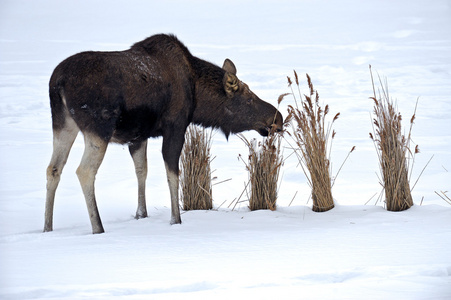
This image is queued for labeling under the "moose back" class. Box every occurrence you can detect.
[45,34,283,234]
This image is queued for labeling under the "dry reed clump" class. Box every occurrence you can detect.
[369,66,417,211]
[284,72,354,212]
[239,127,283,211]
[180,124,213,210]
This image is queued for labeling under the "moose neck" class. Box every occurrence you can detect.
[191,58,230,135]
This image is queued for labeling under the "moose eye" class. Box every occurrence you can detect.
[247,98,253,104]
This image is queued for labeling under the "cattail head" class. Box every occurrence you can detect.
[278,93,290,105]
[306,73,314,96]
[371,97,378,106]
[294,70,299,85]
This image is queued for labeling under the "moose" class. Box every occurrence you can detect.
[44,34,283,234]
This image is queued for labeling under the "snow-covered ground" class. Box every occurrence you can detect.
[1,0,450,299]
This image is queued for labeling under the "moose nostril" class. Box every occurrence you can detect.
[269,123,283,134]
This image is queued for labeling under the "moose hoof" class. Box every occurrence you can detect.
[91,225,105,234]
[170,217,182,225]
[135,210,148,219]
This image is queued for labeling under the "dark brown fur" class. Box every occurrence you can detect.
[45,34,283,233]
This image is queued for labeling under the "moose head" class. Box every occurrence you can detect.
[194,58,283,138]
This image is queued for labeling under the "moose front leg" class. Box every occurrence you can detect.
[165,162,181,225]
[162,129,185,225]
[129,140,148,219]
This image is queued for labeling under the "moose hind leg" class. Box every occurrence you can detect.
[129,140,148,219]
[44,120,79,232]
[76,133,108,234]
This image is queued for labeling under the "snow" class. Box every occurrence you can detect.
[1,205,450,299]
[1,0,450,299]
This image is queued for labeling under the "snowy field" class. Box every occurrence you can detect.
[1,0,450,299]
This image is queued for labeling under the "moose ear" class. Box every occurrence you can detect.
[222,58,237,75]
[223,72,239,98]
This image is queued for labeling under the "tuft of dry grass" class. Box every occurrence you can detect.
[235,94,286,211]
[285,72,354,212]
[239,127,283,211]
[180,124,213,211]
[369,66,415,211]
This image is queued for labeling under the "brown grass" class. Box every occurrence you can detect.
[285,72,353,212]
[435,191,451,205]
[369,66,415,211]
[239,127,283,211]
[180,124,213,210]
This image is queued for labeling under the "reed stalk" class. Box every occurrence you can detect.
[369,66,416,211]
[285,72,354,212]
[239,128,283,211]
[180,125,213,210]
